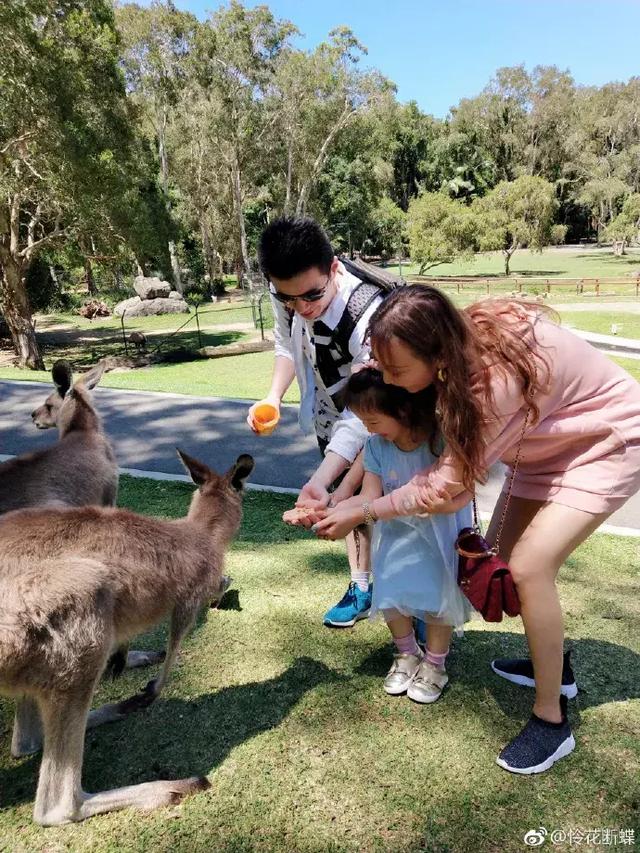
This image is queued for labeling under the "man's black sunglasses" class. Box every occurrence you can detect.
[271,276,330,305]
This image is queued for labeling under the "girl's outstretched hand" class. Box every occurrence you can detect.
[283,506,327,528]
[312,503,364,540]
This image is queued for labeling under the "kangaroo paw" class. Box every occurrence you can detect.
[167,777,211,805]
[116,680,158,716]
[126,649,166,669]
[210,575,233,608]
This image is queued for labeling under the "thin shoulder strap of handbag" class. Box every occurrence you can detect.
[472,403,532,552]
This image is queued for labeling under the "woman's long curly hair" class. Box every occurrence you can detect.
[368,286,555,491]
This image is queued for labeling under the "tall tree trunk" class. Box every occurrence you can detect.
[158,105,183,293]
[0,252,44,369]
[83,255,97,296]
[296,104,357,216]
[283,140,294,216]
[168,239,182,293]
[234,257,244,290]
[231,154,250,278]
[200,220,225,296]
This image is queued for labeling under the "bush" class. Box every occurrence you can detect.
[25,257,86,313]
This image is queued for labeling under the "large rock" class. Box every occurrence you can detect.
[114,295,190,317]
[133,275,172,300]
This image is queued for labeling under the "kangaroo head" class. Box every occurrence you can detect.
[32,360,105,434]
[178,449,254,537]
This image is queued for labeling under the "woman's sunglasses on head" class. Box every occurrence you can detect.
[271,276,330,305]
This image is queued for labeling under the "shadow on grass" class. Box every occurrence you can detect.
[0,656,338,809]
[574,253,640,266]
[355,630,640,714]
[306,550,350,576]
[37,329,246,369]
[510,269,565,277]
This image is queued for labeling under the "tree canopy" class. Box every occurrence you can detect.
[2,2,640,367]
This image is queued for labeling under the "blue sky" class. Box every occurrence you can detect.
[144,0,640,116]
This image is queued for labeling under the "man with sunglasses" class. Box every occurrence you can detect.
[248,216,385,627]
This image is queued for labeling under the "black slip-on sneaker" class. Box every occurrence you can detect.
[496,696,575,775]
[491,649,578,699]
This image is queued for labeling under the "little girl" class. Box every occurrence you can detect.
[335,367,473,702]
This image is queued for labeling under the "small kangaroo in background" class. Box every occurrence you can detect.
[0,359,117,514]
[1,360,160,757]
[0,449,254,826]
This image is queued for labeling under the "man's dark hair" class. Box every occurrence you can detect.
[259,216,334,280]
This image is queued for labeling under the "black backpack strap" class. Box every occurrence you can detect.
[312,281,384,411]
[339,256,405,291]
[334,281,384,358]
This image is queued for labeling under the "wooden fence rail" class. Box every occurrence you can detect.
[412,275,640,296]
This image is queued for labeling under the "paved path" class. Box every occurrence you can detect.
[1,380,638,531]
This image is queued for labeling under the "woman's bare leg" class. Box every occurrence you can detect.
[487,495,609,722]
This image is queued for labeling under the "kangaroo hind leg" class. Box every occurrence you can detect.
[115,602,199,716]
[11,696,43,758]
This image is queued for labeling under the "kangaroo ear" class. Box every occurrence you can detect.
[51,360,73,398]
[76,360,106,391]
[229,454,254,491]
[177,448,211,486]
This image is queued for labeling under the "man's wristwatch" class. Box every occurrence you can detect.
[362,501,378,526]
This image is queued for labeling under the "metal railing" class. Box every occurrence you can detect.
[118,291,273,358]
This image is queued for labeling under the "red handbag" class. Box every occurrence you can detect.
[456,523,520,621]
[455,407,531,622]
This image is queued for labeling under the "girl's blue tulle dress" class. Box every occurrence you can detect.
[364,435,474,631]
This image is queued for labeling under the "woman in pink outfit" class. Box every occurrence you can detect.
[314,285,640,774]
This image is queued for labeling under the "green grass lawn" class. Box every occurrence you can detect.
[0,349,300,402]
[609,357,640,384]
[558,311,640,340]
[98,350,299,401]
[10,299,275,370]
[391,246,640,281]
[2,256,640,400]
[36,299,271,335]
[0,344,635,404]
[0,479,637,852]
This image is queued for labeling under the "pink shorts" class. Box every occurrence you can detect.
[504,441,640,515]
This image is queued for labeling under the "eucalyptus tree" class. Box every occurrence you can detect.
[271,27,393,218]
[0,0,156,368]
[188,1,296,276]
[116,0,197,291]
[604,193,640,255]
[406,192,477,274]
[473,175,565,275]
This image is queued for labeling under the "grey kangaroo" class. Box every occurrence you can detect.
[1,360,159,758]
[0,449,254,825]
[0,359,117,514]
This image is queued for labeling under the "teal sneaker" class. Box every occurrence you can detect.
[323,582,372,627]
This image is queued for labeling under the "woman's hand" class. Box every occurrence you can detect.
[312,503,364,540]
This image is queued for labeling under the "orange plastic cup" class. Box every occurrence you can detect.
[250,400,280,435]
